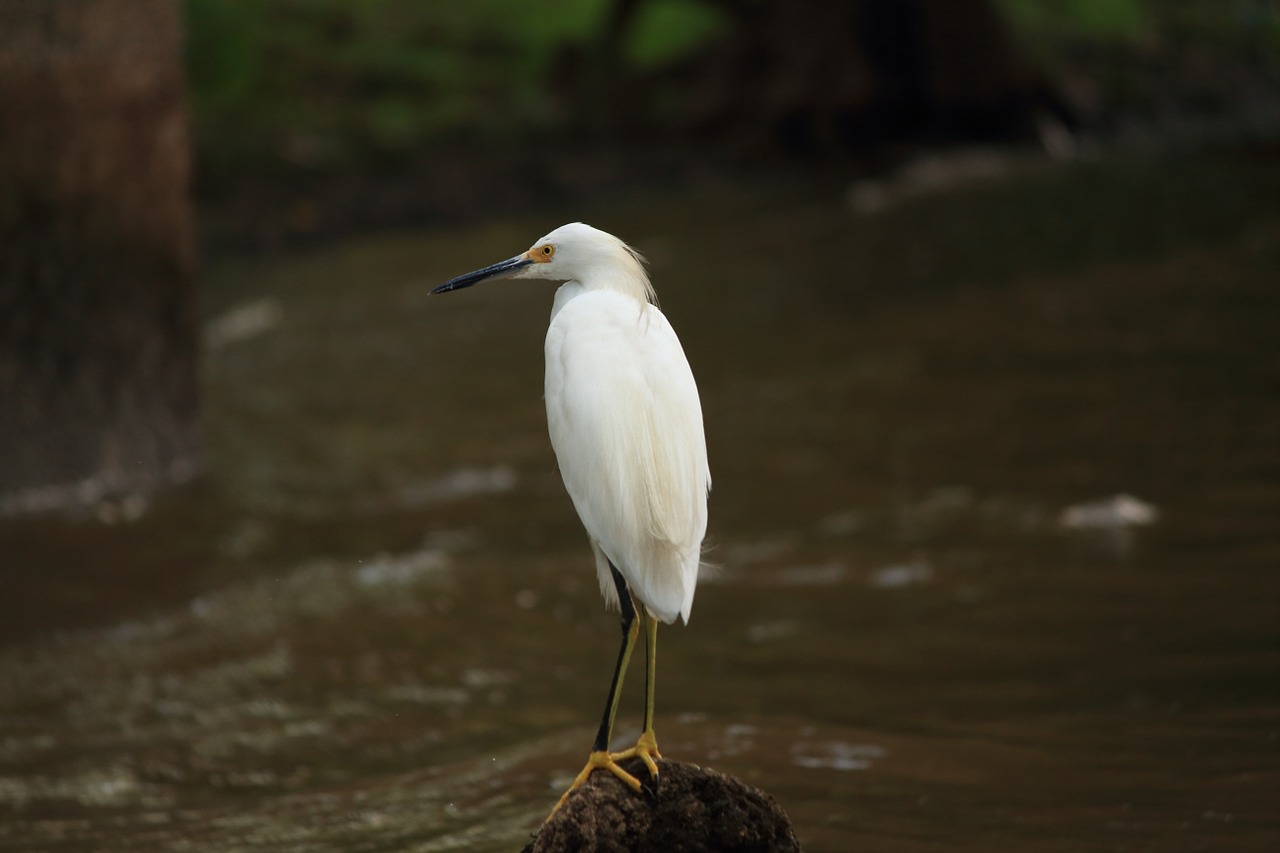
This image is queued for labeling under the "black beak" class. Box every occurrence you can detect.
[431,255,532,294]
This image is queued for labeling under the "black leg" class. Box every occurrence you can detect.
[591,561,637,753]
[546,563,655,819]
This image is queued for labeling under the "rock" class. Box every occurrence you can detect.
[522,758,802,853]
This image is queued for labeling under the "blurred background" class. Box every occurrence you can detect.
[1,1,1277,850]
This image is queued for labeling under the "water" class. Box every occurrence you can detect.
[2,146,1278,851]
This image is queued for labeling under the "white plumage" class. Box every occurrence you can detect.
[431,221,710,808]
[546,280,709,623]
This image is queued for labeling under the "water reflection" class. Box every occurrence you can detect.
[2,147,1278,851]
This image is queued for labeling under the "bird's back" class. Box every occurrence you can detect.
[544,287,709,624]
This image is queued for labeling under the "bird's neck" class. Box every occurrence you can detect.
[580,264,656,306]
[550,281,584,322]
[551,269,655,320]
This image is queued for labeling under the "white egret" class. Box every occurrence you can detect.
[431,223,710,812]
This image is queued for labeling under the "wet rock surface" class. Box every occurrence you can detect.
[523,759,801,853]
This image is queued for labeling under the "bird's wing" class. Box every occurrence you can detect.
[545,291,709,623]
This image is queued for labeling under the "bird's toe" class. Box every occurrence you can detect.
[640,765,660,799]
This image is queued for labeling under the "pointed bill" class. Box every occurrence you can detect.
[431,255,532,294]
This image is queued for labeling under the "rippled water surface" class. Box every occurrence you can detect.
[2,147,1278,851]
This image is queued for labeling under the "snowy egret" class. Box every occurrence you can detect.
[431,223,710,811]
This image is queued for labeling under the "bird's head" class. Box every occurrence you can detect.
[431,222,653,303]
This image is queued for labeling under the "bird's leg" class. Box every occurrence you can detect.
[608,609,662,794]
[591,573,638,756]
[547,562,645,818]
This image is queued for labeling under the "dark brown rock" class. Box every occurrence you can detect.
[522,758,801,853]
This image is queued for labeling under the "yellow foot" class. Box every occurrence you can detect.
[608,729,662,790]
[545,733,663,822]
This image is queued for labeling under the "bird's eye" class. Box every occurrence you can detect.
[541,245,554,257]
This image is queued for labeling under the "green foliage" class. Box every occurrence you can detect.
[996,0,1280,51]
[626,0,730,69]
[185,0,1278,183]
[184,0,608,177]
[996,0,1279,113]
[184,0,737,179]
[997,0,1146,42]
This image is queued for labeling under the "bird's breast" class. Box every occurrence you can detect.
[542,288,708,625]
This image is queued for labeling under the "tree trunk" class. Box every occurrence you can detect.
[0,0,201,513]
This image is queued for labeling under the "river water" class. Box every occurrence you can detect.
[2,146,1278,851]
